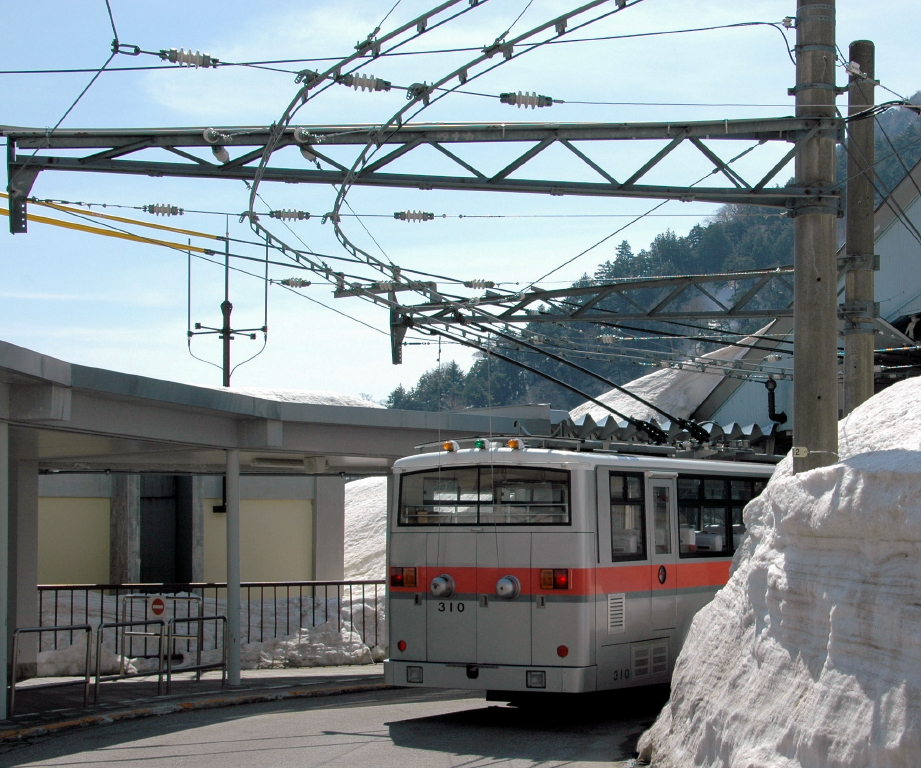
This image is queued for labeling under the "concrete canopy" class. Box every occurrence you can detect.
[0,340,550,474]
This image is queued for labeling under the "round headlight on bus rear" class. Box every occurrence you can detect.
[430,574,455,598]
[495,575,521,600]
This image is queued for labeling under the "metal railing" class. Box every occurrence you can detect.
[37,580,386,653]
[94,619,166,704]
[166,615,227,693]
[10,625,92,716]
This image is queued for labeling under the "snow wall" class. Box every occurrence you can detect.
[344,476,388,581]
[638,377,921,767]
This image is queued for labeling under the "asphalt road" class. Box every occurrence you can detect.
[0,686,668,767]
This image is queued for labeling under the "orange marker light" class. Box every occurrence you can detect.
[390,566,417,587]
[507,438,522,449]
[442,440,460,452]
[540,568,570,590]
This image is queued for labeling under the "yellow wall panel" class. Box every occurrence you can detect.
[38,498,111,584]
[204,499,313,582]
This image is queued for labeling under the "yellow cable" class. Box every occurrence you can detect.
[0,207,210,254]
[0,192,223,241]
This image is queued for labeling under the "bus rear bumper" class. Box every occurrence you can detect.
[384,660,597,693]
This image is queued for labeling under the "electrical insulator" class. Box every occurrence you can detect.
[280,278,311,288]
[464,280,495,289]
[499,91,553,109]
[394,211,434,223]
[211,145,230,164]
[599,334,617,344]
[160,48,219,68]
[338,73,392,92]
[143,204,183,217]
[781,16,795,28]
[270,209,310,221]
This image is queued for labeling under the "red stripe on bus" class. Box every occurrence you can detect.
[389,562,731,595]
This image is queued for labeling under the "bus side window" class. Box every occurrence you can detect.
[610,473,646,561]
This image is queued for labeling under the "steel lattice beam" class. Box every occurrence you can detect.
[4,116,844,233]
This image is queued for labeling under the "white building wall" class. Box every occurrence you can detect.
[876,194,921,322]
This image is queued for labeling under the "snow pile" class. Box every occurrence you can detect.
[638,377,921,767]
[569,339,751,422]
[240,622,375,668]
[215,386,384,408]
[344,477,388,580]
[38,636,134,677]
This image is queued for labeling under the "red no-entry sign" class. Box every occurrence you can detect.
[150,597,166,616]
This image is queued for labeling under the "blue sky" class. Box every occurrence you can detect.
[2,0,918,401]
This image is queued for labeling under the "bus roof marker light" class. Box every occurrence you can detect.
[474,438,488,450]
[507,438,523,450]
[442,440,460,452]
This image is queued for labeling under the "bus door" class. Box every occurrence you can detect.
[426,532,477,663]
[646,472,678,631]
[476,532,531,665]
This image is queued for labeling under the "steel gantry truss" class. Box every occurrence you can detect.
[4,115,842,234]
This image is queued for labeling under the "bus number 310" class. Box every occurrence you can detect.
[612,669,630,681]
[437,602,465,612]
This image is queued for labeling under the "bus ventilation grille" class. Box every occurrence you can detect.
[607,593,626,635]
[632,640,669,679]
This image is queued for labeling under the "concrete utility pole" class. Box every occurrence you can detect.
[792,0,840,473]
[842,40,877,415]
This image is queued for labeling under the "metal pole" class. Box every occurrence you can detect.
[843,40,877,415]
[225,449,241,686]
[221,233,233,388]
[0,421,9,720]
[792,0,839,473]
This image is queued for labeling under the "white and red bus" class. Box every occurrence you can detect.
[383,436,773,695]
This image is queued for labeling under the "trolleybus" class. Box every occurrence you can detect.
[384,436,774,695]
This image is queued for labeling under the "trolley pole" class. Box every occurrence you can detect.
[792,0,840,473]
[842,40,877,415]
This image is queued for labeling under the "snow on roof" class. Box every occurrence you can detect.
[638,376,921,766]
[568,339,749,422]
[213,386,385,409]
[344,476,388,581]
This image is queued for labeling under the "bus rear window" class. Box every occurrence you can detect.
[399,466,571,525]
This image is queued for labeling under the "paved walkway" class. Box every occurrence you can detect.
[1,665,388,742]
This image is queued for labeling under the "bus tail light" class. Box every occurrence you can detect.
[539,568,569,589]
[390,567,417,587]
[397,640,407,652]
[557,645,569,658]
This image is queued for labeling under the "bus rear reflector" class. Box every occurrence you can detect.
[526,670,546,689]
[397,640,407,652]
[557,645,569,658]
[390,567,417,587]
[539,568,569,589]
[407,666,423,683]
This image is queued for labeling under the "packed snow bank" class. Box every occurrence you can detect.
[569,338,753,422]
[638,377,921,767]
[344,477,388,580]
